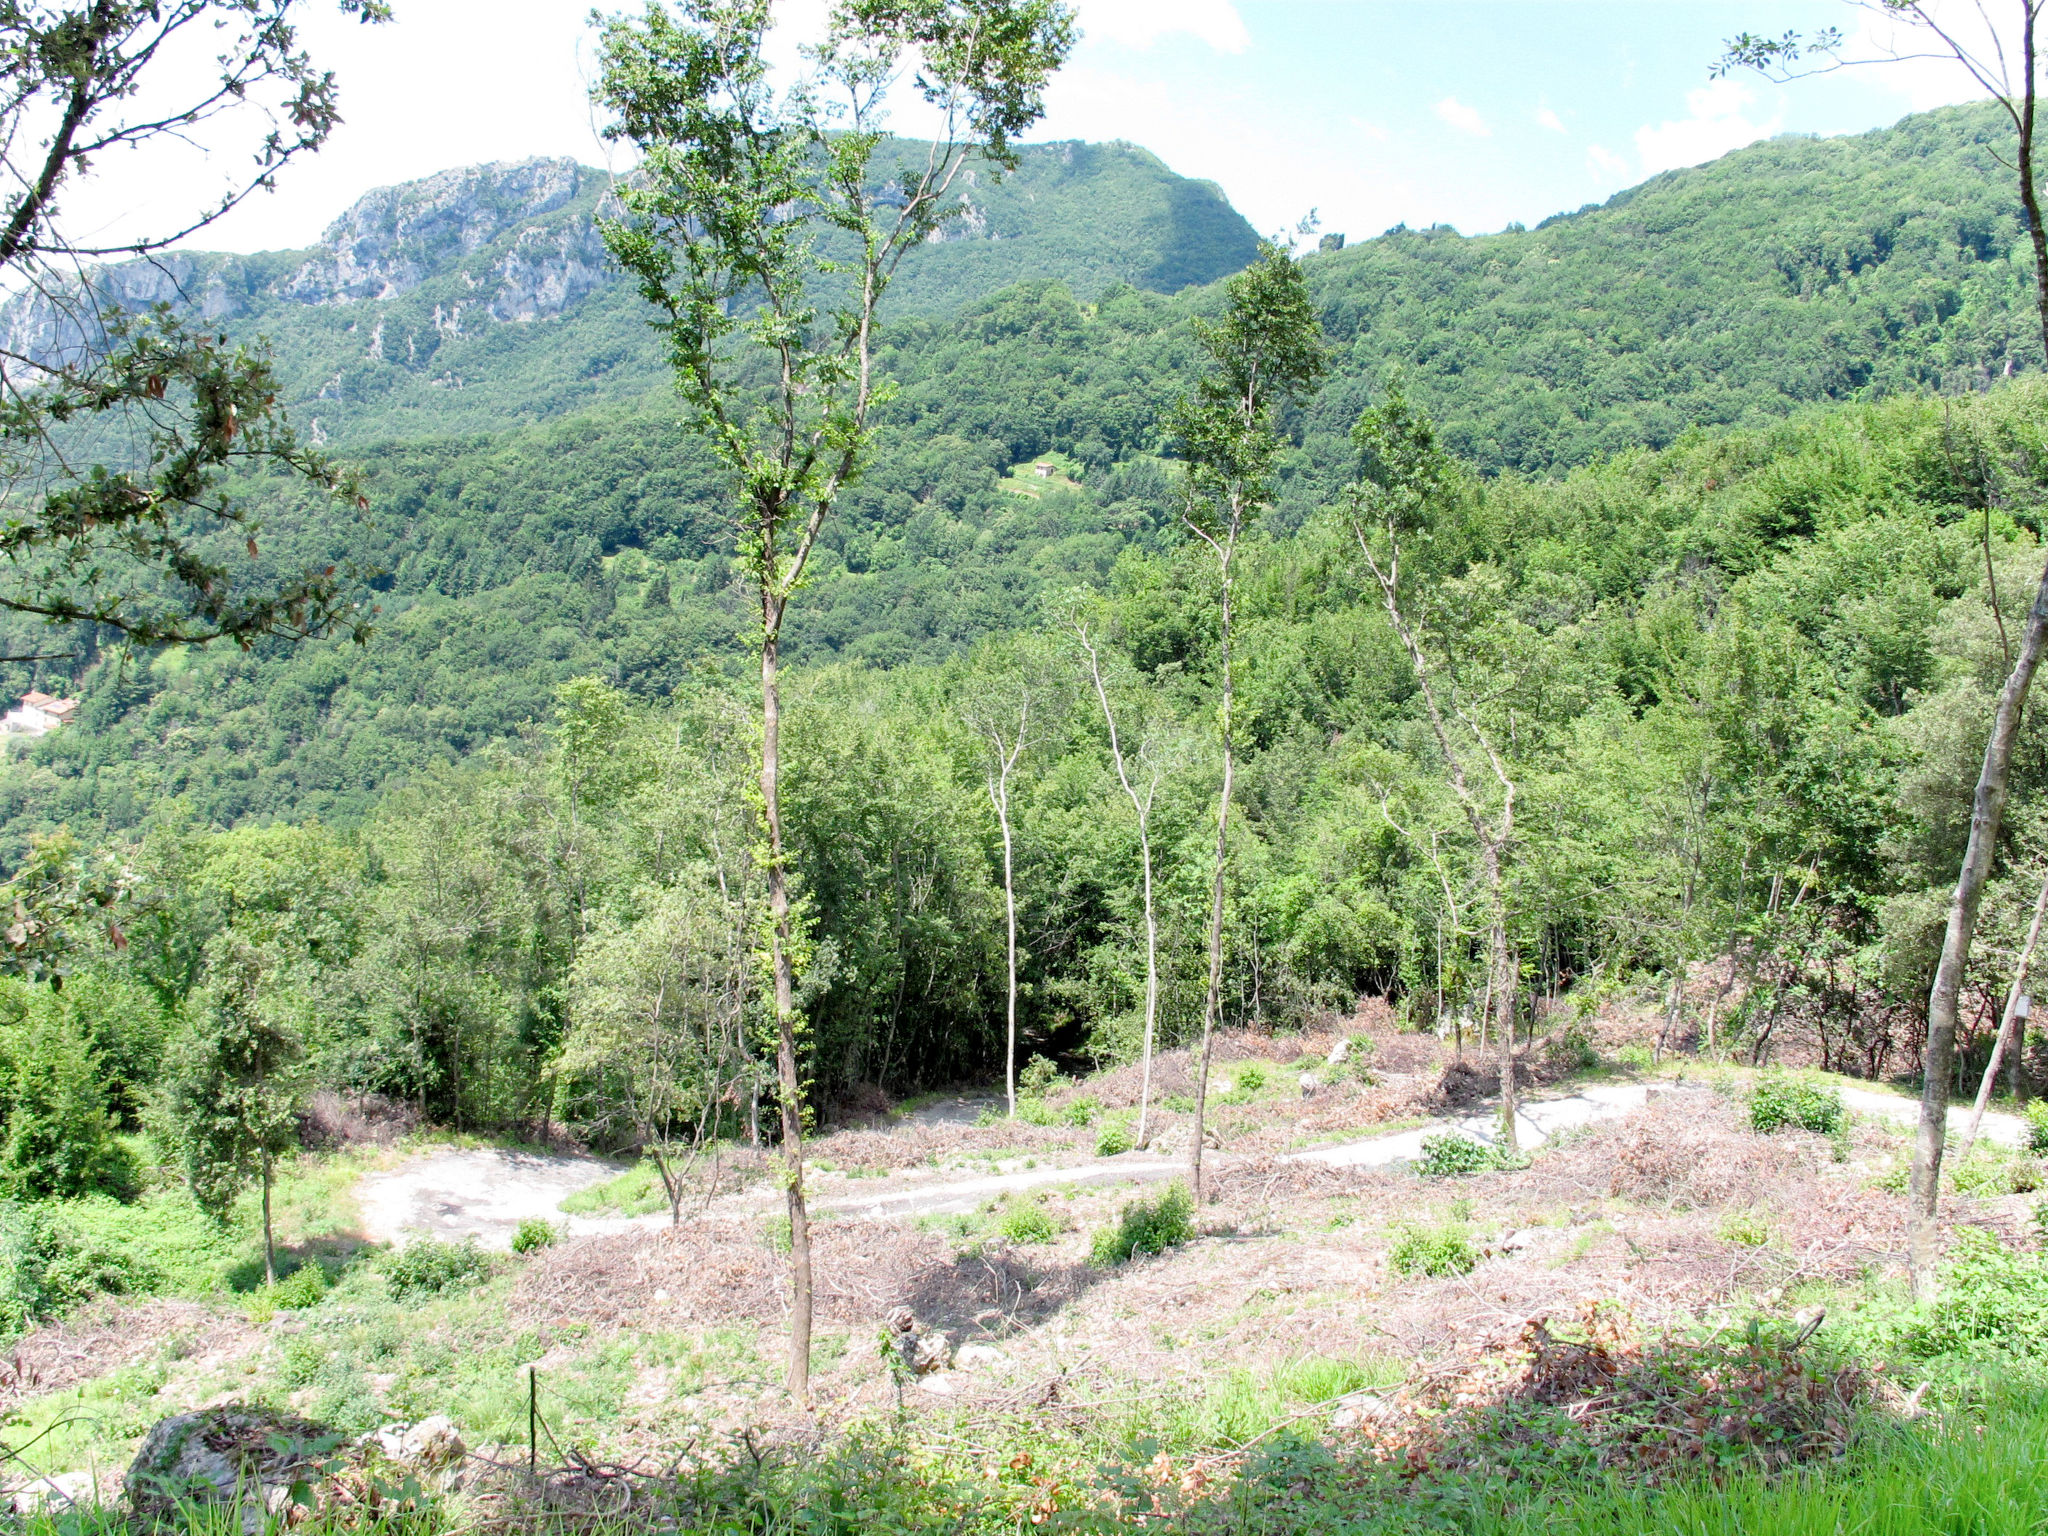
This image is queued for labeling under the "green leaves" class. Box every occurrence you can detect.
[594,0,1075,626]
[1172,242,1326,539]
[0,306,375,652]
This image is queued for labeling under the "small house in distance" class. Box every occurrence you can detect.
[1033,461,1056,478]
[2,690,78,739]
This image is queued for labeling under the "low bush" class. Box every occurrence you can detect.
[0,1198,162,1333]
[1388,1222,1477,1278]
[1095,1117,1134,1157]
[511,1217,558,1254]
[2027,1101,2048,1155]
[1019,1056,1059,1097]
[271,1263,327,1308]
[1749,1077,1844,1136]
[382,1237,490,1299]
[1161,1093,1196,1114]
[1718,1211,1771,1248]
[1062,1097,1098,1128]
[1416,1133,1515,1176]
[1015,1097,1060,1127]
[1860,1227,2048,1366]
[994,1196,1057,1246]
[1091,1182,1194,1267]
[1544,1021,1598,1074]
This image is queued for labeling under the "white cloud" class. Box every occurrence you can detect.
[1634,78,1781,176]
[1586,143,1631,180]
[1078,0,1249,54]
[1350,116,1390,143]
[1534,105,1567,134]
[1435,96,1490,137]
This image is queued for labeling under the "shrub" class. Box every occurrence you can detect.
[1416,1134,1515,1177]
[0,1199,159,1333]
[249,1262,328,1320]
[511,1217,559,1254]
[1388,1223,1477,1278]
[1061,1096,1098,1128]
[1,1019,137,1199]
[2027,1101,2048,1156]
[1882,1227,2048,1363]
[995,1197,1056,1245]
[1019,1056,1059,1097]
[1016,1098,1059,1127]
[1095,1118,1134,1157]
[1235,1065,1267,1093]
[382,1237,489,1299]
[1091,1182,1195,1267]
[1718,1212,1771,1248]
[1544,1022,1598,1074]
[1749,1077,1844,1137]
[1162,1093,1196,1114]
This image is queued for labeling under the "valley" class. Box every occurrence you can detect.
[3,2,2048,1532]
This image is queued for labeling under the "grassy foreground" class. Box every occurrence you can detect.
[37,1379,2047,1535]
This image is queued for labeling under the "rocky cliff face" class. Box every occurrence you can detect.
[1,158,615,367]
[280,158,606,316]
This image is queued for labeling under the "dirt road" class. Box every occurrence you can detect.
[353,1081,2032,1246]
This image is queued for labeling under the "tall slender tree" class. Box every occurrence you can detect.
[1350,389,1523,1148]
[1721,0,2048,1299]
[1172,243,1325,1204]
[1073,610,1173,1145]
[961,664,1038,1118]
[593,0,1072,1394]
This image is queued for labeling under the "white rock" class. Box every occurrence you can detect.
[380,1416,465,1468]
[1500,1229,1532,1253]
[954,1343,1009,1371]
[12,1472,94,1512]
[1326,1038,1350,1068]
[917,1371,959,1395]
[1298,1071,1321,1097]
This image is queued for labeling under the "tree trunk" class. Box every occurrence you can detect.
[762,627,813,1396]
[1957,864,2048,1164]
[1137,827,1159,1146]
[996,775,1019,1118]
[1190,556,1235,1206]
[261,1147,276,1288]
[1483,844,1518,1151]
[1909,555,2048,1298]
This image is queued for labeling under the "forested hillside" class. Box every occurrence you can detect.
[3,98,2048,1121]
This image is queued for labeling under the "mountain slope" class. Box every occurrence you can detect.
[4,140,1258,448]
[1303,101,2032,471]
[0,102,2043,854]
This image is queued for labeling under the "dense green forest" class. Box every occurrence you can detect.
[6,97,2048,1178]
[16,375,2048,1165]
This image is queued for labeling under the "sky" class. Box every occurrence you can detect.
[108,0,1993,258]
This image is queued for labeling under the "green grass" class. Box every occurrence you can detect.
[557,1159,667,1217]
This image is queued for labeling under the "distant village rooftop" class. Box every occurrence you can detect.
[2,689,78,738]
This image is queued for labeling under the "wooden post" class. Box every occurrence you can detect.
[528,1367,537,1475]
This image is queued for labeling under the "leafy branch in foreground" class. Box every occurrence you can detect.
[0,307,376,653]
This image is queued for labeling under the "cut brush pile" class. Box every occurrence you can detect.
[1353,1301,1869,1484]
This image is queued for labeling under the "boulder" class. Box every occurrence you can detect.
[954,1342,1009,1371]
[1298,1071,1321,1098]
[1325,1038,1350,1068]
[126,1408,336,1536]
